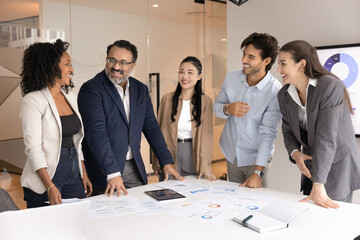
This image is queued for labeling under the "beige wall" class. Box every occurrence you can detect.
[0,47,25,169]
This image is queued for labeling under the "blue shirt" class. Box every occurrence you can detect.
[214,70,282,167]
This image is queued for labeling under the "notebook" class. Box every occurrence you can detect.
[233,198,309,233]
[0,200,91,240]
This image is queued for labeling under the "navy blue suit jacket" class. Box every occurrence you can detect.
[78,70,173,191]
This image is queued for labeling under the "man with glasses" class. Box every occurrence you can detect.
[78,40,184,196]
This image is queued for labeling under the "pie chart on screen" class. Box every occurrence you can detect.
[323,53,358,88]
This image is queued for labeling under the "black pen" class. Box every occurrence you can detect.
[233,214,254,228]
[241,214,253,228]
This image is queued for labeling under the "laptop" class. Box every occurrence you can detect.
[0,200,91,240]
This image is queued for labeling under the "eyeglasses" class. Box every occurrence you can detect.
[106,57,134,66]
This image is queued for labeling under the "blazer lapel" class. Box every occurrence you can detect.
[306,85,315,114]
[306,85,315,147]
[42,87,62,131]
[103,76,129,127]
[285,92,302,144]
[129,77,138,127]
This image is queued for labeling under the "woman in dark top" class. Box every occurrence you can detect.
[20,39,92,208]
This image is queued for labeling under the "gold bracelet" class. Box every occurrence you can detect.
[47,183,55,192]
[83,172,87,175]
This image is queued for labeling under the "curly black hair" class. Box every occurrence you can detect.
[20,39,73,95]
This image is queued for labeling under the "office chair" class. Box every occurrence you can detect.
[0,188,19,213]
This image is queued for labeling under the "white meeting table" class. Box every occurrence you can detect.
[83,176,360,240]
[1,176,360,240]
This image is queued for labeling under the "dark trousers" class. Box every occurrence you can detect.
[23,147,86,208]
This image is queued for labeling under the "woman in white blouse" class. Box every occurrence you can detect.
[152,56,217,181]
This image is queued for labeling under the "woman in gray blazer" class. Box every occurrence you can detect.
[20,39,92,208]
[277,40,360,208]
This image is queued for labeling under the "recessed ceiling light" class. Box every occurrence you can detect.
[221,38,227,42]
[153,4,159,8]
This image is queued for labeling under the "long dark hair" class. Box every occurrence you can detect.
[171,56,202,127]
[20,39,73,95]
[280,40,352,113]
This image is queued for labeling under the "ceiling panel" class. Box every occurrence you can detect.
[0,0,39,22]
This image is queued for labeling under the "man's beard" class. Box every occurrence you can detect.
[113,76,127,85]
[106,69,127,85]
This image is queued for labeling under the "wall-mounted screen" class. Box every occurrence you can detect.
[316,43,360,137]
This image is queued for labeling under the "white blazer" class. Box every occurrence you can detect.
[20,87,84,194]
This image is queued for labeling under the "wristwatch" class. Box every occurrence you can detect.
[223,104,229,116]
[254,170,264,178]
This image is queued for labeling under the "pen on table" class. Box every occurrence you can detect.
[242,214,253,227]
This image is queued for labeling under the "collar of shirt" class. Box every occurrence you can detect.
[110,77,130,98]
[242,71,272,91]
[287,78,317,110]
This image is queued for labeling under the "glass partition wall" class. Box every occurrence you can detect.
[0,0,227,182]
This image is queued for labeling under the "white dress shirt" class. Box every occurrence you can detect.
[107,78,133,180]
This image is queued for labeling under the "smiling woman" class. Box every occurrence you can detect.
[20,40,73,95]
[152,56,217,182]
[277,40,360,209]
[19,39,93,208]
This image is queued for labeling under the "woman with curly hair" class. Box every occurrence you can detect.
[152,56,217,181]
[20,39,92,208]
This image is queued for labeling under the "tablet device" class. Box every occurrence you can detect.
[145,189,186,201]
